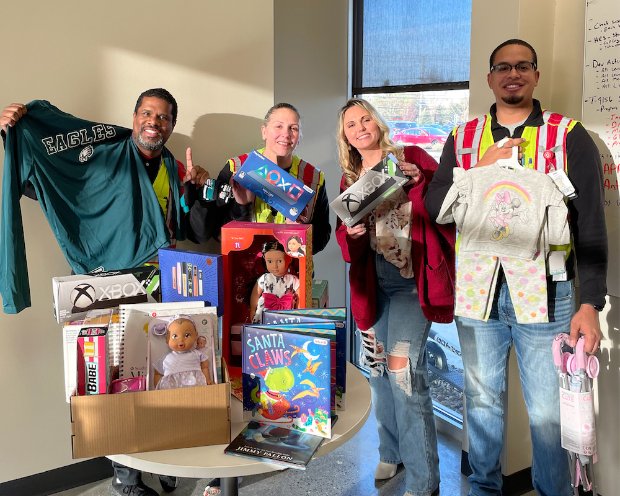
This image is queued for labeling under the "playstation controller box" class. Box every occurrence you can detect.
[52,266,159,324]
[232,150,315,221]
[330,153,408,227]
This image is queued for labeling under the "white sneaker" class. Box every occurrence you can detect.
[375,461,398,480]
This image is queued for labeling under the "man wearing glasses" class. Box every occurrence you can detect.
[426,39,607,495]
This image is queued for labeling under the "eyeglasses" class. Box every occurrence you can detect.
[490,61,537,74]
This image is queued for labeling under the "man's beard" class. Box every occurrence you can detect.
[133,132,164,152]
[501,94,524,105]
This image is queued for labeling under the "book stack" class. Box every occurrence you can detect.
[225,308,348,469]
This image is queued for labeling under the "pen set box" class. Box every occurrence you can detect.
[158,248,224,316]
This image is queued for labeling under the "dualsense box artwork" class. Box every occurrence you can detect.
[232,150,315,221]
[158,248,224,315]
[52,266,160,324]
[330,153,408,227]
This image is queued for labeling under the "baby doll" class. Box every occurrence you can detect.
[153,315,213,389]
[249,240,300,323]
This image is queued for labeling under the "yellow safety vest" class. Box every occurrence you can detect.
[453,111,577,173]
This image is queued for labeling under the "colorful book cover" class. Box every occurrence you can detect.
[262,307,347,409]
[224,420,324,470]
[232,150,316,221]
[260,315,341,412]
[330,153,407,227]
[242,325,331,438]
[158,248,223,315]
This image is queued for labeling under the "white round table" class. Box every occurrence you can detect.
[108,363,371,495]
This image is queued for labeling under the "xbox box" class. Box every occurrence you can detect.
[52,266,159,323]
[330,153,407,227]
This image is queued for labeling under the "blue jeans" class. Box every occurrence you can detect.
[360,255,439,496]
[456,278,574,496]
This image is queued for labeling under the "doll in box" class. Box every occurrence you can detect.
[153,315,213,389]
[250,240,300,323]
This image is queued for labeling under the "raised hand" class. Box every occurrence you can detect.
[183,147,210,186]
[477,137,525,167]
[0,103,27,132]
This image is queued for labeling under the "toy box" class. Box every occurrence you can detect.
[233,150,315,221]
[158,248,224,315]
[220,221,313,394]
[330,153,408,227]
[70,362,230,459]
[312,280,329,308]
[52,266,159,323]
[76,327,109,395]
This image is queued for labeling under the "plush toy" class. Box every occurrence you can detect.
[249,240,300,323]
[153,315,213,389]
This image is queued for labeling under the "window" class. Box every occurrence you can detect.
[350,0,471,424]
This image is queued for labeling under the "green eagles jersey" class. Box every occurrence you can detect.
[1,100,182,313]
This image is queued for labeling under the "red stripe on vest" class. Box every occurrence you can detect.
[232,153,249,172]
[461,117,480,170]
[545,117,560,173]
[301,161,315,186]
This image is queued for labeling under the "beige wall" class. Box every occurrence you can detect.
[472,2,617,494]
[273,0,350,307]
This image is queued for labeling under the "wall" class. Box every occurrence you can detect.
[273,0,350,308]
[471,1,618,494]
[0,0,276,482]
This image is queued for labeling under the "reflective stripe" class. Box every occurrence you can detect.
[455,112,575,174]
[454,116,487,170]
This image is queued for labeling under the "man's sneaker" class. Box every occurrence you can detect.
[159,475,179,492]
[111,478,158,496]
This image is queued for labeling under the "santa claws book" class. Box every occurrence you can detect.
[242,325,331,438]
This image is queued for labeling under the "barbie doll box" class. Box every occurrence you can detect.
[220,221,312,395]
[330,153,408,227]
[232,150,315,221]
[158,247,224,315]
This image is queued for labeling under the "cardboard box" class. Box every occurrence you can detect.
[220,222,313,394]
[232,150,315,221]
[312,280,329,308]
[330,153,408,227]
[53,266,160,323]
[158,248,224,315]
[70,363,231,459]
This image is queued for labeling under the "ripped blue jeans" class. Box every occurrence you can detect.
[359,254,439,496]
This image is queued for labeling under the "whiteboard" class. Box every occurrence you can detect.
[582,0,620,297]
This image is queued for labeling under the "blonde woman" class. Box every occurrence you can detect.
[335,98,455,496]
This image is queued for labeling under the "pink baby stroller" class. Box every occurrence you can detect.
[552,333,600,495]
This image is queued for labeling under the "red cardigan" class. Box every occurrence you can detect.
[336,146,456,330]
